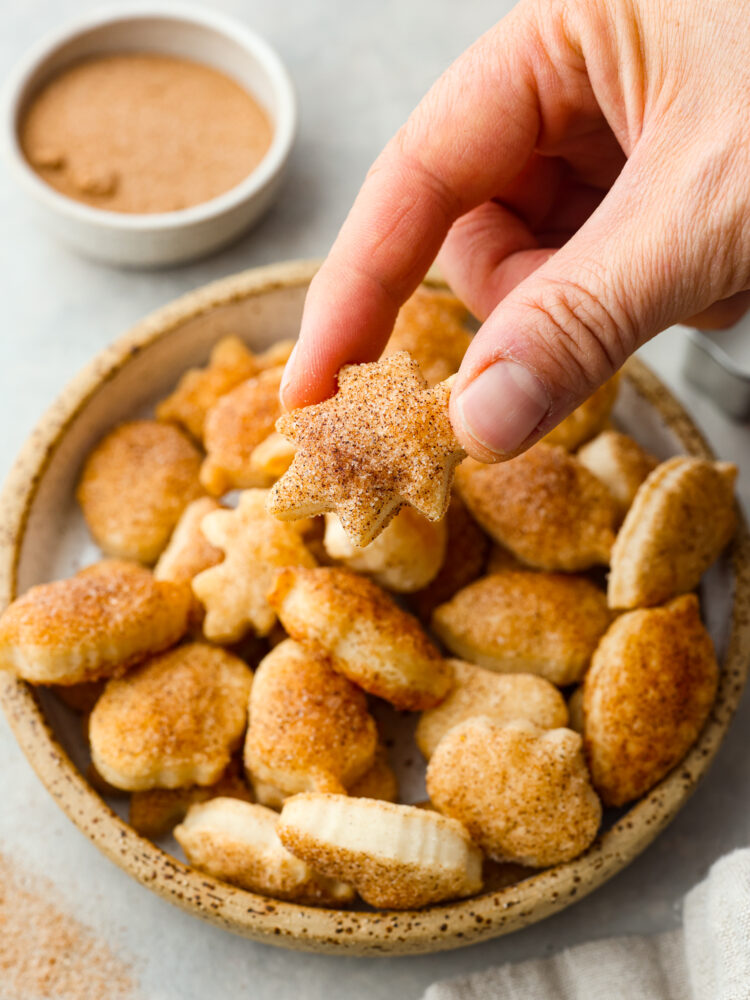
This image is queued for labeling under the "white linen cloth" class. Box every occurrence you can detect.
[423,849,750,1000]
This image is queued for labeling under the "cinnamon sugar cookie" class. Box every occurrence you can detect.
[383,287,473,386]
[89,642,252,791]
[0,560,190,685]
[268,352,465,546]
[577,430,658,519]
[77,420,204,564]
[608,457,737,609]
[277,794,482,908]
[268,566,452,710]
[542,375,620,450]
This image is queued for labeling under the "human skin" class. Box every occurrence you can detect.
[281,0,750,461]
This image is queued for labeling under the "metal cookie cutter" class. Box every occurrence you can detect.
[683,323,750,420]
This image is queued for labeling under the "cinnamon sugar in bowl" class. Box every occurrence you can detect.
[2,6,297,267]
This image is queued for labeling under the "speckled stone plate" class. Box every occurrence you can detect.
[1,260,749,956]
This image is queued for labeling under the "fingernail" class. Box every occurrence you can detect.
[280,342,299,404]
[456,360,549,455]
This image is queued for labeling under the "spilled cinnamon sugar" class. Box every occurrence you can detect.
[0,848,139,999]
[20,53,273,214]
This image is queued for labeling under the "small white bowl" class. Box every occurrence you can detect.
[1,4,297,268]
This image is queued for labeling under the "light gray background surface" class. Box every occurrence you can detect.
[1,2,748,998]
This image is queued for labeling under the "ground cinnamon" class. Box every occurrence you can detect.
[0,848,139,999]
[20,53,273,214]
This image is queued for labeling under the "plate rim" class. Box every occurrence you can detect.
[1,258,749,956]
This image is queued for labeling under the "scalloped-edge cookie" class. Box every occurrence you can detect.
[426,718,601,867]
[243,639,377,796]
[432,571,613,685]
[0,560,191,685]
[277,794,482,908]
[267,566,452,710]
[416,660,568,759]
[175,798,355,904]
[607,457,737,609]
[583,594,718,805]
[455,444,618,571]
[89,642,252,791]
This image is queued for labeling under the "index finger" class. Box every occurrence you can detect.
[281,6,542,409]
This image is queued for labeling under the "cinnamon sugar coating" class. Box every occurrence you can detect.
[541,375,620,450]
[175,798,355,904]
[89,642,252,791]
[267,566,452,710]
[157,337,293,442]
[277,794,482,909]
[383,287,473,385]
[432,571,612,685]
[243,639,377,796]
[426,718,602,867]
[583,594,719,806]
[416,660,568,759]
[0,560,190,685]
[455,444,618,570]
[268,352,465,546]
[191,489,316,642]
[608,457,737,609]
[77,420,204,564]
[200,367,285,496]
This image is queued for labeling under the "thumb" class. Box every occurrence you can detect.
[448,146,739,462]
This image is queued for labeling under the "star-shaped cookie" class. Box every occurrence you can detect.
[191,489,316,642]
[267,352,466,546]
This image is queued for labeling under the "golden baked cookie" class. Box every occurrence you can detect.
[567,686,585,734]
[243,639,378,796]
[431,571,612,685]
[455,444,618,571]
[156,336,294,442]
[583,594,718,806]
[77,420,204,564]
[426,718,602,867]
[409,492,490,620]
[348,746,399,802]
[608,457,737,609]
[268,352,465,546]
[416,660,568,759]
[267,566,453,710]
[577,430,658,519]
[129,757,253,838]
[200,367,285,496]
[89,642,252,791]
[323,506,447,593]
[382,287,473,386]
[249,744,398,809]
[246,432,296,485]
[174,798,355,904]
[191,490,316,643]
[542,375,620,450]
[0,560,190,685]
[153,497,223,585]
[277,794,482,908]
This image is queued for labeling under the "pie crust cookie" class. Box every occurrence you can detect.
[268,352,465,547]
[607,457,737,609]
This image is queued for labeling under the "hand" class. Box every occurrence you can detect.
[281,0,750,461]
